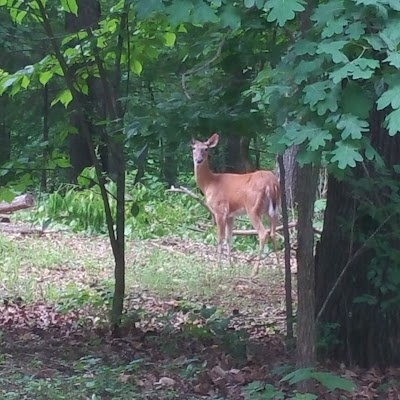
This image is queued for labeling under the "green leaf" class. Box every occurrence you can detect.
[0,188,16,203]
[131,60,143,75]
[135,0,165,19]
[294,58,324,84]
[293,39,317,56]
[385,108,400,136]
[322,17,348,39]
[164,32,176,47]
[303,81,329,108]
[192,1,219,25]
[39,70,53,86]
[345,21,365,40]
[263,0,306,27]
[364,142,384,166]
[384,52,400,68]
[330,58,379,83]
[281,368,314,385]
[337,114,369,140]
[311,372,354,392]
[379,18,400,51]
[317,40,348,63]
[331,142,363,169]
[386,0,400,11]
[220,4,241,29]
[166,0,194,26]
[377,85,400,110]
[60,0,78,15]
[51,89,73,108]
[308,129,332,151]
[244,0,256,7]
[21,75,30,89]
[311,0,344,27]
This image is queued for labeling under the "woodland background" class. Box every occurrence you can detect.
[1,0,400,398]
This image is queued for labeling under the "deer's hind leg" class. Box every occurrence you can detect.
[247,208,269,276]
[214,214,226,266]
[225,217,234,265]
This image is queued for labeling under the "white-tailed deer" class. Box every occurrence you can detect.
[191,133,280,275]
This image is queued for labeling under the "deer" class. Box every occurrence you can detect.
[191,133,280,276]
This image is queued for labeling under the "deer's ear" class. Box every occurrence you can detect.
[207,133,219,148]
[191,138,197,147]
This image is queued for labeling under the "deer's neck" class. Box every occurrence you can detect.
[195,158,216,194]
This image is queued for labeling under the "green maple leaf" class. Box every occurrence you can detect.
[303,81,329,107]
[317,40,349,63]
[263,0,306,27]
[331,142,363,169]
[337,114,369,140]
[384,52,400,68]
[311,0,344,27]
[377,85,400,110]
[322,17,348,39]
[385,108,400,136]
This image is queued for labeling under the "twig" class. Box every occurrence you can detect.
[316,214,392,323]
[181,35,226,100]
[166,186,214,217]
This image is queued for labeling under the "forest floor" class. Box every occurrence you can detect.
[0,226,399,399]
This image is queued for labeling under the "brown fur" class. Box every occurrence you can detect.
[192,133,281,275]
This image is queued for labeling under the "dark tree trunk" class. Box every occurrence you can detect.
[0,121,11,186]
[278,155,294,340]
[65,0,108,183]
[225,135,254,173]
[315,108,400,367]
[41,85,49,192]
[284,145,299,208]
[296,163,319,372]
[163,139,178,187]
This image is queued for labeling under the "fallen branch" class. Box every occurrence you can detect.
[0,194,35,214]
[167,186,214,217]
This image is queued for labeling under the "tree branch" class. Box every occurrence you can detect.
[181,35,226,100]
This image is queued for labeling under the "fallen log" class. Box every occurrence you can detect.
[0,194,35,214]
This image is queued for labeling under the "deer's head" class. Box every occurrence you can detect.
[191,133,219,166]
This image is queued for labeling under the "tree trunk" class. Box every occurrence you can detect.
[225,135,254,173]
[41,85,49,192]
[278,155,293,340]
[284,145,299,208]
[296,163,319,382]
[65,0,108,183]
[315,107,400,367]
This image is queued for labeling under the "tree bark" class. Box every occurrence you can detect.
[315,107,400,367]
[278,155,293,340]
[296,163,319,375]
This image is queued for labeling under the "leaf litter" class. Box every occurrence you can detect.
[0,230,399,399]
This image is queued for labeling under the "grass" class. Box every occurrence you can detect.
[0,232,286,310]
[0,230,292,400]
